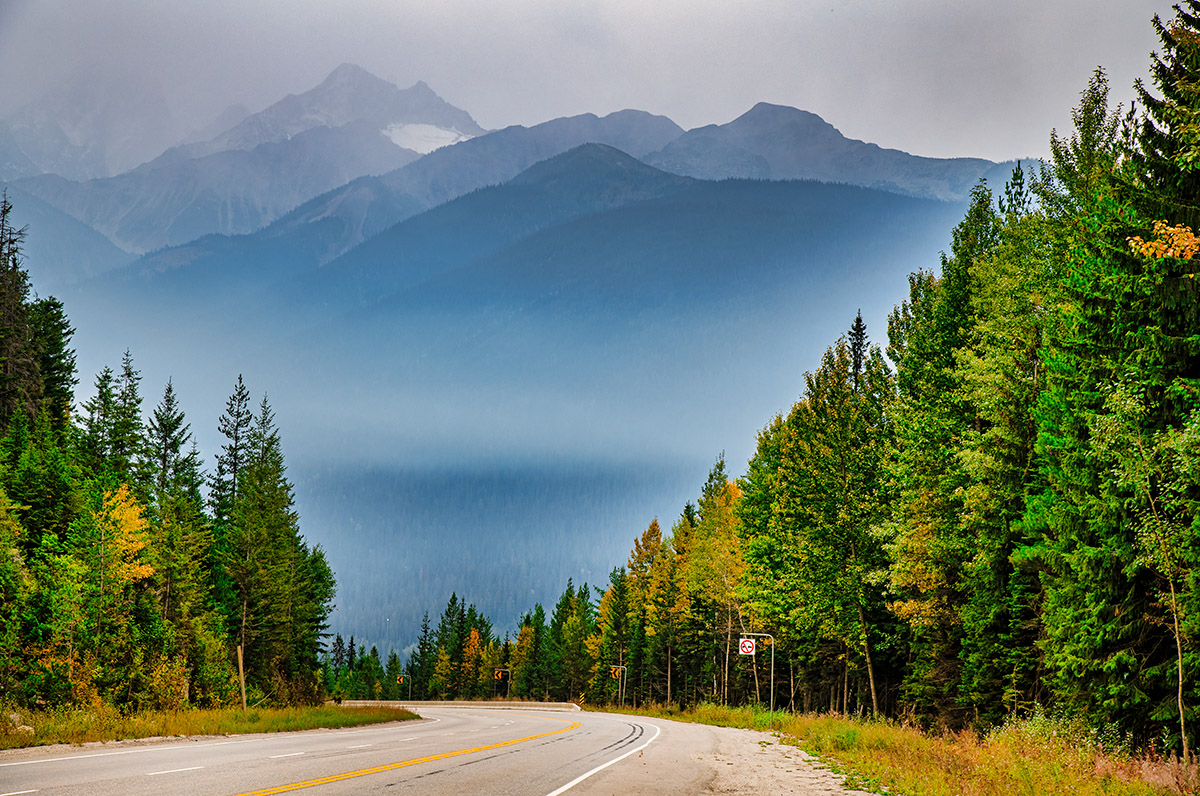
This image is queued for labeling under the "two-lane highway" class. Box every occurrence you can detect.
[0,707,685,796]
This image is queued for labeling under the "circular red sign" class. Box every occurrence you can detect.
[739,638,755,655]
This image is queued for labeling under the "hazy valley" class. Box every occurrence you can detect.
[6,64,996,655]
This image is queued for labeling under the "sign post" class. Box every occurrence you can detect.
[609,665,627,707]
[494,668,511,699]
[740,632,775,730]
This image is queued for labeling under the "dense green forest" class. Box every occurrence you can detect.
[325,6,1200,756]
[0,195,335,709]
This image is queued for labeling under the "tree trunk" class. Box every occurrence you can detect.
[858,603,880,714]
[666,643,672,705]
[723,610,731,705]
[1168,577,1190,762]
[842,655,849,714]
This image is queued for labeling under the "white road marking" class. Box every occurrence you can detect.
[542,722,662,796]
[0,739,253,767]
[1,789,40,795]
[347,744,372,749]
[269,752,304,759]
[147,766,204,776]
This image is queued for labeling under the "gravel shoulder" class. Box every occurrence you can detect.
[572,714,877,796]
[703,724,876,796]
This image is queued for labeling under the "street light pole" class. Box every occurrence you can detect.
[741,632,775,730]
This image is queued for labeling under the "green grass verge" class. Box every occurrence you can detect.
[599,703,1190,796]
[0,704,419,750]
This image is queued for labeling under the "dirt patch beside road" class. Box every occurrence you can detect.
[702,725,875,795]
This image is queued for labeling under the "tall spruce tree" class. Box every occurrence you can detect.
[211,375,252,524]
[0,193,41,428]
[28,297,76,436]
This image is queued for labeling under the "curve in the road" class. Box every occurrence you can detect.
[230,713,582,796]
[544,720,661,796]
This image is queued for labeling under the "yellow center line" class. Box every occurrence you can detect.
[231,714,581,796]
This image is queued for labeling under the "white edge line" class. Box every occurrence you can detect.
[347,744,372,749]
[147,765,204,776]
[269,752,304,759]
[1,789,39,795]
[0,739,252,768]
[542,722,662,796]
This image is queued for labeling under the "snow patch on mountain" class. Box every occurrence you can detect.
[383,123,474,154]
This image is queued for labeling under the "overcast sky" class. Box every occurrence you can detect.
[0,0,1176,163]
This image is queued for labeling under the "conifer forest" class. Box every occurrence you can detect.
[0,194,335,708]
[3,1,1200,762]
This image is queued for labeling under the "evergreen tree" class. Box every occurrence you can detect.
[80,367,116,473]
[849,309,867,391]
[588,568,631,702]
[211,375,252,524]
[28,297,76,437]
[110,351,145,490]
[0,193,41,428]
[407,613,436,699]
[224,394,333,703]
[147,380,203,501]
[1133,1,1200,230]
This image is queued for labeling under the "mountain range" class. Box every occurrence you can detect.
[7,65,485,257]
[5,63,1013,293]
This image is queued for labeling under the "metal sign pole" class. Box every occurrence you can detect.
[740,633,775,730]
[494,668,511,699]
[610,665,627,707]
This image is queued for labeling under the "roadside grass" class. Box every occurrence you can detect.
[0,704,418,750]
[601,703,1196,796]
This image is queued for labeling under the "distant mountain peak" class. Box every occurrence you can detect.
[511,143,675,184]
[645,101,994,201]
[726,103,842,143]
[737,102,829,125]
[315,63,399,99]
[325,62,379,82]
[182,65,484,158]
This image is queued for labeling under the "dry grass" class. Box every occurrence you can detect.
[605,703,1196,796]
[0,704,418,750]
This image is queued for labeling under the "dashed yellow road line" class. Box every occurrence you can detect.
[231,714,581,796]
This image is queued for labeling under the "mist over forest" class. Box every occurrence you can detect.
[0,74,995,656]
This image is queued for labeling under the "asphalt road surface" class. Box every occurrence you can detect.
[0,706,721,796]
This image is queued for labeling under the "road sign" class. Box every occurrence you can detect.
[739,637,756,655]
[610,666,620,680]
[494,669,504,680]
[396,675,404,684]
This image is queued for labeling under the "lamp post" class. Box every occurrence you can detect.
[740,632,775,730]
